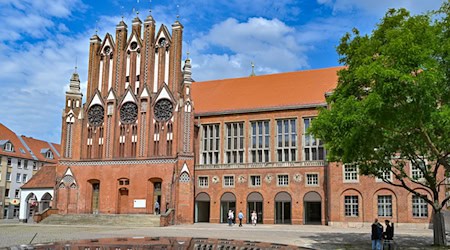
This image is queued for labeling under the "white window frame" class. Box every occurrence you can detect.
[377,195,392,217]
[22,174,27,183]
[249,175,261,187]
[32,161,37,170]
[250,120,270,163]
[344,195,359,217]
[46,151,54,159]
[14,189,20,198]
[17,160,22,169]
[277,174,289,186]
[223,175,235,187]
[225,122,244,164]
[412,195,428,218]
[16,173,21,183]
[200,124,220,165]
[6,172,11,181]
[4,142,13,152]
[343,164,359,183]
[410,160,426,180]
[303,117,325,161]
[276,119,297,162]
[306,173,319,186]
[376,169,392,182]
[198,176,209,188]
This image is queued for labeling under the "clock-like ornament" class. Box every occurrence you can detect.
[120,102,138,124]
[154,99,173,121]
[88,105,104,126]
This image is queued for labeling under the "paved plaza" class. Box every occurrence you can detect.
[0,221,446,249]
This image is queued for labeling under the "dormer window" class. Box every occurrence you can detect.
[4,142,13,152]
[46,151,54,159]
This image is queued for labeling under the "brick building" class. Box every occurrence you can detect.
[23,15,438,227]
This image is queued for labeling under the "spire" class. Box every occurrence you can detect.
[67,67,82,96]
[183,55,193,85]
[250,62,256,77]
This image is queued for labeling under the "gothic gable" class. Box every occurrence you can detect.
[125,30,143,52]
[100,33,115,55]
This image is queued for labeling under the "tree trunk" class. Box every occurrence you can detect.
[433,209,447,246]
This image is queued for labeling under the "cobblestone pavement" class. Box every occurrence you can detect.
[0,222,445,249]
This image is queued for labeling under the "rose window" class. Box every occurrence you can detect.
[88,105,104,126]
[120,102,138,124]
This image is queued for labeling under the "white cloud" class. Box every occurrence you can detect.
[318,0,444,16]
[190,17,309,81]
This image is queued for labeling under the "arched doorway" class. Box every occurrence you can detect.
[304,191,322,224]
[149,178,162,214]
[41,193,53,211]
[195,192,210,222]
[275,192,291,224]
[220,192,236,223]
[88,179,100,214]
[247,192,263,224]
[118,187,129,214]
[25,193,37,223]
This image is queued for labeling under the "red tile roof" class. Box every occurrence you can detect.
[21,165,56,189]
[191,66,343,116]
[20,136,60,164]
[0,123,33,159]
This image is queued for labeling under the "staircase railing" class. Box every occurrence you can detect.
[160,208,175,226]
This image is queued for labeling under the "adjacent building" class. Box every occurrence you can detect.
[0,123,60,219]
[21,14,441,227]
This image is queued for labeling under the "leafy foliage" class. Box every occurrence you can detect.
[310,2,450,245]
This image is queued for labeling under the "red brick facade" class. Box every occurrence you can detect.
[50,15,441,226]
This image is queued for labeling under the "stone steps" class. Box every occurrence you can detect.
[40,214,161,227]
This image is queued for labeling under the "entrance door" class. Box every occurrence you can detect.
[154,182,161,214]
[275,192,291,224]
[195,193,211,222]
[304,191,322,224]
[247,192,263,224]
[90,181,100,214]
[220,192,236,223]
[305,202,321,224]
[118,188,129,214]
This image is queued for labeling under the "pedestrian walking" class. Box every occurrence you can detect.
[251,210,257,226]
[238,210,244,227]
[371,218,383,250]
[154,200,160,215]
[383,220,394,250]
[228,210,233,226]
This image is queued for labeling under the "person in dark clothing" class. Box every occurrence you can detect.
[371,218,383,250]
[383,220,394,249]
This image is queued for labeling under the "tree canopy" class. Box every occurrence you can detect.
[310,2,450,246]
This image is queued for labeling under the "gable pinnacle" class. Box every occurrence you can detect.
[250,62,256,77]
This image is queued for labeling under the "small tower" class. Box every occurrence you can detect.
[61,68,83,159]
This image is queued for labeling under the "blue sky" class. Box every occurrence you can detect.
[0,0,444,144]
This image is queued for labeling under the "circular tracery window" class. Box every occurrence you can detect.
[154,99,173,121]
[88,105,104,126]
[120,102,138,124]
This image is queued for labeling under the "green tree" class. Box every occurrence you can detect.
[310,2,450,246]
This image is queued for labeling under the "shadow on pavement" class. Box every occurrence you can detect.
[305,232,439,250]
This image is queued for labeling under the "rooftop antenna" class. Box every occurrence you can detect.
[176,4,180,20]
[95,20,98,35]
[120,5,124,21]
